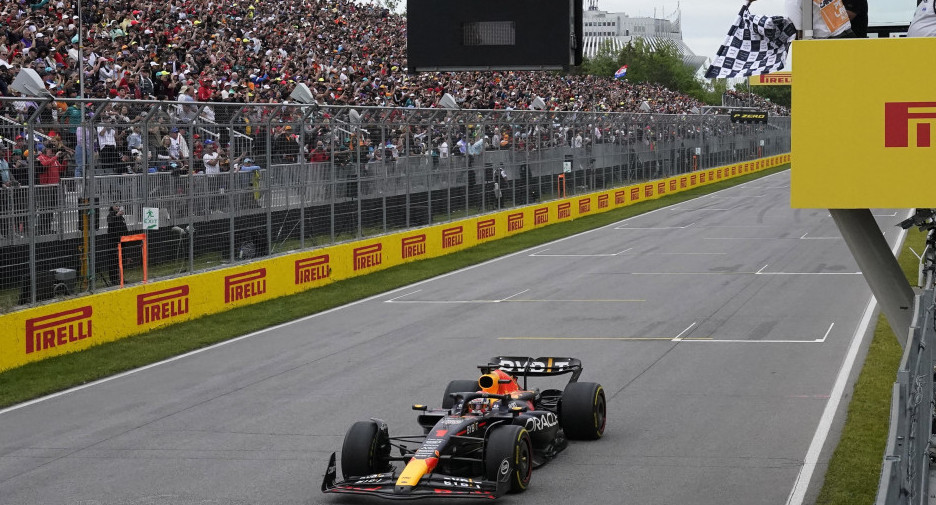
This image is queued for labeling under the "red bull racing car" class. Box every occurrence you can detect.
[321,356,606,500]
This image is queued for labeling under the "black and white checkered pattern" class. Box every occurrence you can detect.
[704,6,798,79]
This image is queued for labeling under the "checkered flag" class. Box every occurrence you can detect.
[704,4,797,79]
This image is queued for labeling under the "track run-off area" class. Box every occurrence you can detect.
[0,170,907,505]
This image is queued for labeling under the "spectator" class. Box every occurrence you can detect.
[167,127,190,161]
[202,139,221,174]
[908,0,936,37]
[103,204,129,285]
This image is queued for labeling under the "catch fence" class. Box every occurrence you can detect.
[0,98,790,311]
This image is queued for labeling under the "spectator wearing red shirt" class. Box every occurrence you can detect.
[309,141,330,163]
[37,146,65,184]
[36,146,65,234]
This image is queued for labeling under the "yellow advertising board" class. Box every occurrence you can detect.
[791,37,936,208]
[0,154,787,371]
[749,72,792,86]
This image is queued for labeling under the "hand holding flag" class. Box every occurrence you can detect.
[704,1,797,79]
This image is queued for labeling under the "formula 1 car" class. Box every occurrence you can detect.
[321,356,606,500]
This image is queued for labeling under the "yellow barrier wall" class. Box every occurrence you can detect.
[0,154,789,371]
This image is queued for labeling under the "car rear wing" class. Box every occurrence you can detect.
[482,356,583,383]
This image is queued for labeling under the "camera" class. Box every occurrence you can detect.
[898,209,936,230]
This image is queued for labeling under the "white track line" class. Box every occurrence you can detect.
[671,322,697,342]
[615,222,696,230]
[529,247,632,257]
[0,170,790,416]
[785,210,912,505]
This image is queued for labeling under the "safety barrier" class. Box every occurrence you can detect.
[876,249,935,505]
[0,98,789,314]
[0,153,789,371]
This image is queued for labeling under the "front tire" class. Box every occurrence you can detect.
[484,425,532,493]
[560,382,606,440]
[341,420,390,478]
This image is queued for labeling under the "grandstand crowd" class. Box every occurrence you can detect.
[0,0,787,115]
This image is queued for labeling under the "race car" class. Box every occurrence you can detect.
[321,356,606,500]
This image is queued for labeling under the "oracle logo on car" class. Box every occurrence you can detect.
[137,285,189,325]
[225,268,267,304]
[507,213,524,232]
[402,234,427,259]
[295,254,330,285]
[442,226,464,249]
[353,243,383,271]
[25,306,92,354]
[885,102,936,148]
[524,412,559,432]
[477,219,495,240]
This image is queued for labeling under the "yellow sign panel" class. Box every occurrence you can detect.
[749,72,792,86]
[791,38,936,208]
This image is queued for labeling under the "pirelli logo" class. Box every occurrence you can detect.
[630,187,640,201]
[225,268,267,304]
[353,244,382,271]
[557,202,571,219]
[402,234,427,259]
[885,102,936,148]
[534,207,549,225]
[578,198,590,214]
[690,174,697,185]
[442,226,464,249]
[137,286,189,325]
[477,219,495,240]
[597,194,608,209]
[716,169,723,179]
[295,254,330,285]
[657,182,666,195]
[615,190,627,205]
[669,180,677,192]
[679,177,688,189]
[25,306,92,354]
[507,213,524,232]
[643,184,653,198]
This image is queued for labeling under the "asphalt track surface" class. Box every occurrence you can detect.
[0,170,908,505]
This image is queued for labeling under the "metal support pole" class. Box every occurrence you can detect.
[830,208,915,348]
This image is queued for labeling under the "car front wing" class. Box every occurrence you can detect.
[321,452,505,500]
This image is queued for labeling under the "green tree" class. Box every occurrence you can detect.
[580,39,620,78]
[735,82,791,108]
[581,38,713,103]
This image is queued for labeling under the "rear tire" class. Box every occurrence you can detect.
[442,379,479,409]
[484,425,532,493]
[341,420,390,478]
[560,382,606,440]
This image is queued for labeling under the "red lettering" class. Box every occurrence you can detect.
[885,102,936,147]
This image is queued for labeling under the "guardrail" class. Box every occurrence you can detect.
[877,223,936,505]
[0,97,790,311]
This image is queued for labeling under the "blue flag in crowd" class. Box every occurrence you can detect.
[614,65,628,79]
